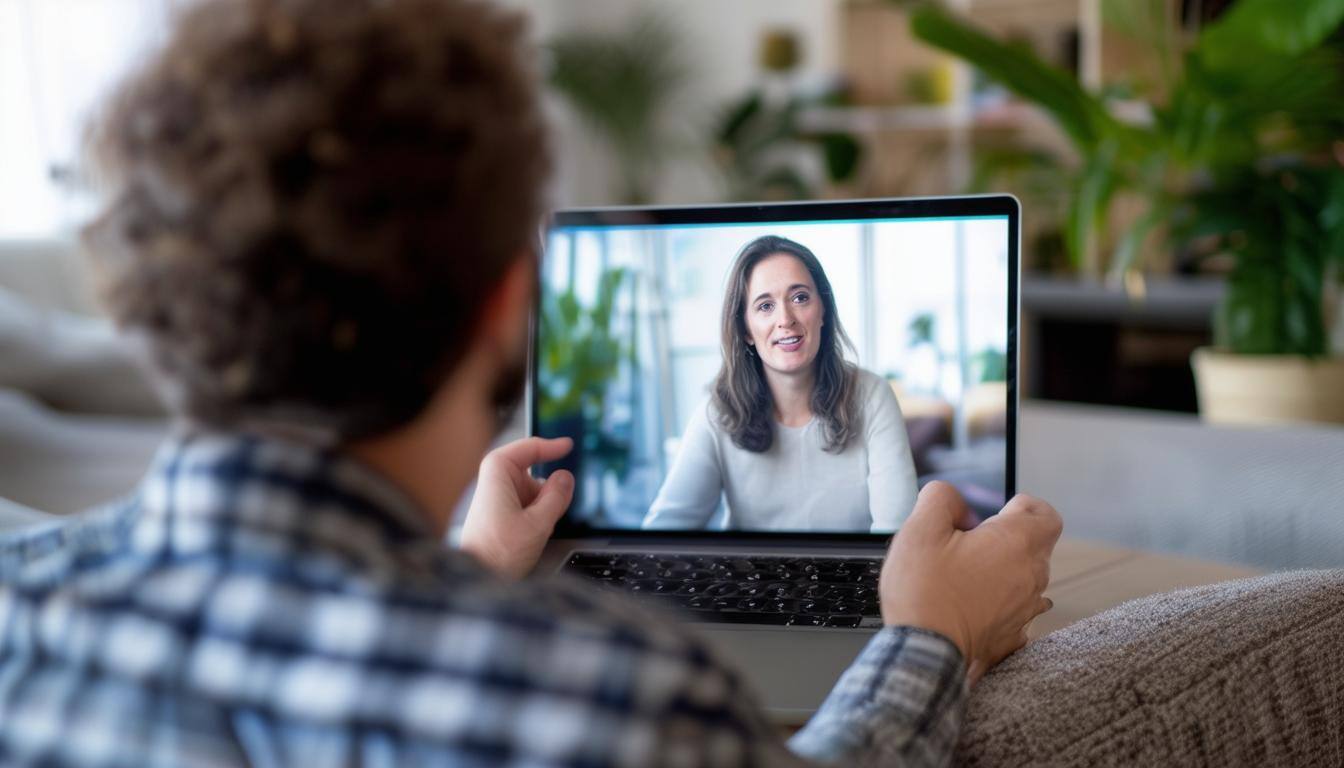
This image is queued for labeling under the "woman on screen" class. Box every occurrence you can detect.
[642,235,918,533]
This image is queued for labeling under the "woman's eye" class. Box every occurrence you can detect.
[757,302,773,313]
[792,292,810,303]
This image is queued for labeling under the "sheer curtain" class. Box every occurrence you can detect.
[0,0,177,238]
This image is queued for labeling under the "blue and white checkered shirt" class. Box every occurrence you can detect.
[0,431,966,766]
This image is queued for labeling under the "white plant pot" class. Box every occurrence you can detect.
[1191,348,1344,425]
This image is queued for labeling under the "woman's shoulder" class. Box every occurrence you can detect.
[851,366,902,419]
[852,366,892,399]
[692,393,730,435]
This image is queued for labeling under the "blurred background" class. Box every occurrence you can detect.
[0,0,1341,570]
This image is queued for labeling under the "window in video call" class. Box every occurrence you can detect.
[535,214,1011,536]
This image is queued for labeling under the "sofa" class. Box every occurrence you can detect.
[0,239,167,526]
[959,568,1344,765]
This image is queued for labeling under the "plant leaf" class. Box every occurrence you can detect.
[910,4,1115,149]
[755,166,811,200]
[1109,203,1164,279]
[1323,172,1344,273]
[1198,0,1344,74]
[717,92,763,145]
[1220,258,1283,353]
[812,133,863,183]
[1064,140,1120,269]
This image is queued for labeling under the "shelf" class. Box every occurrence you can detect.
[798,104,967,133]
[797,101,1051,135]
[1021,273,1223,327]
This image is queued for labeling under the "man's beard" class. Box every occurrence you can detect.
[490,350,529,435]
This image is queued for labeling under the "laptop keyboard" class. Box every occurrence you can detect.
[563,551,885,629]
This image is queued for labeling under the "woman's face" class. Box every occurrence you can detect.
[743,253,825,380]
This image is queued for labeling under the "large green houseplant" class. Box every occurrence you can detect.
[910,0,1344,423]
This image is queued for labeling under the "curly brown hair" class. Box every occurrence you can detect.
[83,0,551,440]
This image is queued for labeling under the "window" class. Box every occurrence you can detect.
[0,0,174,237]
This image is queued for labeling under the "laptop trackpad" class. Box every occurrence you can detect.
[697,627,877,726]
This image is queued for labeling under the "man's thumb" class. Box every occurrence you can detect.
[526,469,574,525]
[900,481,973,543]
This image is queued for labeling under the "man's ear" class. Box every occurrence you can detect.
[478,254,535,355]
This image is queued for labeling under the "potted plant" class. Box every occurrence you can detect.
[910,0,1344,424]
[546,13,690,205]
[713,87,864,201]
[712,28,864,201]
[535,266,632,512]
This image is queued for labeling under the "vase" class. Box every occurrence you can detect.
[1191,348,1344,425]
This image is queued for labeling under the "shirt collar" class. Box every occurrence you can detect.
[137,428,435,554]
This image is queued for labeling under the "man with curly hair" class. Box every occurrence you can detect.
[0,1,1061,765]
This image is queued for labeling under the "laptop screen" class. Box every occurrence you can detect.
[534,196,1018,540]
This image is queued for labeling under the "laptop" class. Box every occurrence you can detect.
[534,195,1020,723]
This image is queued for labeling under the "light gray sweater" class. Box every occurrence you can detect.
[642,368,918,533]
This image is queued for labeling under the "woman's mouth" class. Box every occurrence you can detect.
[773,335,803,351]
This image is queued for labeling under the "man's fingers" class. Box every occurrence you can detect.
[490,436,574,469]
[899,481,975,544]
[998,493,1062,527]
[524,469,574,526]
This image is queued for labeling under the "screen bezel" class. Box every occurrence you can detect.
[533,195,1020,544]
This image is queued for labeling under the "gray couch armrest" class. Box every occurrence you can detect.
[0,389,165,514]
[0,286,164,417]
[958,569,1344,766]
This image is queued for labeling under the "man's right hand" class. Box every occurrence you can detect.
[880,482,1062,686]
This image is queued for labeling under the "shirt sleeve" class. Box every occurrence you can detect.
[863,375,919,532]
[642,400,724,530]
[615,614,966,768]
[788,627,968,767]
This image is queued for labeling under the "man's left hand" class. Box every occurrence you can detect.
[460,437,574,579]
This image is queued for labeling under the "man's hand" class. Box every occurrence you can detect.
[460,437,574,580]
[880,482,1062,686]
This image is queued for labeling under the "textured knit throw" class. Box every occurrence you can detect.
[957,569,1344,766]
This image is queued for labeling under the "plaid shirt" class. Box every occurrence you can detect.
[0,431,966,767]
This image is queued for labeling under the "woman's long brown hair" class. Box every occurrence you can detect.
[712,235,860,453]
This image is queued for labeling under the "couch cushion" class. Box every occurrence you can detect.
[958,569,1344,766]
[0,389,164,514]
[0,286,164,416]
[0,238,99,316]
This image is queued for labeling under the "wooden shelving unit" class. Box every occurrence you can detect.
[818,0,1102,195]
